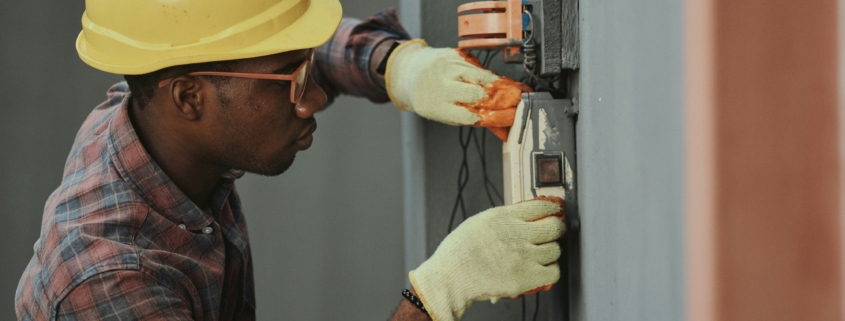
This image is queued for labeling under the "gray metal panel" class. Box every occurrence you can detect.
[577,0,685,320]
[540,0,563,75]
[561,0,579,69]
[517,93,580,321]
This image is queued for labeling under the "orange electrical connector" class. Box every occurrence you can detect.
[457,0,525,63]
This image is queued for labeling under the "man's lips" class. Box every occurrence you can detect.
[295,122,317,150]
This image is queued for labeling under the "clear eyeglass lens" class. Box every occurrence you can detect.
[294,64,308,102]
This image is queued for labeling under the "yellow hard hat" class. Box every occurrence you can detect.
[76,0,342,75]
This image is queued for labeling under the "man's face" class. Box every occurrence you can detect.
[201,49,328,176]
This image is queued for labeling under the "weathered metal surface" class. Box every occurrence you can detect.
[561,0,579,69]
[503,92,580,321]
[541,0,564,74]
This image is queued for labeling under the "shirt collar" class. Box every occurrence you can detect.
[105,83,241,230]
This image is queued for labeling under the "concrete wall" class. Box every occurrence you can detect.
[0,1,405,320]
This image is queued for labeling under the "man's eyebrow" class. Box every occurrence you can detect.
[271,57,307,74]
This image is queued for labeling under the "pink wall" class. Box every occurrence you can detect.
[686,0,842,320]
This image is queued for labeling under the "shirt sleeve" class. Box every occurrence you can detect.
[56,270,193,321]
[311,9,411,105]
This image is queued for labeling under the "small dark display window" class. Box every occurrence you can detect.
[535,154,563,187]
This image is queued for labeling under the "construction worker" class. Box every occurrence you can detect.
[14,1,566,320]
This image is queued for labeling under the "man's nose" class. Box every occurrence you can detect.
[295,77,327,119]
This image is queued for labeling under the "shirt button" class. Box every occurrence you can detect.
[202,226,214,234]
[178,224,186,230]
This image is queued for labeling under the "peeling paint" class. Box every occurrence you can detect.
[538,108,548,149]
[564,155,574,190]
[538,107,561,150]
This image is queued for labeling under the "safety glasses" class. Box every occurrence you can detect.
[158,48,315,104]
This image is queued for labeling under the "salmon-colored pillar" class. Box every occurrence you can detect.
[686,0,842,320]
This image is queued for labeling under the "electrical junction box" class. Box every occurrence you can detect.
[503,92,580,321]
[503,92,578,221]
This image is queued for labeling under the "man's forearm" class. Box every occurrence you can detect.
[389,287,432,321]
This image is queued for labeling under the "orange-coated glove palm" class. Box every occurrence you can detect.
[385,39,531,141]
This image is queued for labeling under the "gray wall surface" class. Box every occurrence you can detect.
[577,0,685,320]
[0,1,124,319]
[0,1,405,320]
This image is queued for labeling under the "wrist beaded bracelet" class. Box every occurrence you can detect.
[402,289,430,317]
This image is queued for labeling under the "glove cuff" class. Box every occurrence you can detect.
[385,38,429,112]
[410,265,469,321]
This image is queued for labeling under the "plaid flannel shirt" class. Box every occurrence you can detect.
[313,9,410,104]
[15,10,409,321]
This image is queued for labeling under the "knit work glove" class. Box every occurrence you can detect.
[385,39,531,141]
[409,197,566,321]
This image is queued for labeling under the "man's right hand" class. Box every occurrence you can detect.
[384,39,531,142]
[409,197,567,321]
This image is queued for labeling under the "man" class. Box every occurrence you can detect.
[15,1,566,320]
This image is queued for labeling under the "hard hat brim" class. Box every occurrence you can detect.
[76,0,342,75]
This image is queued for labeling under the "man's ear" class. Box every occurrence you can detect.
[167,75,207,121]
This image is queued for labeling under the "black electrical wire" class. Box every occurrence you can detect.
[472,129,504,206]
[447,127,475,232]
[482,50,495,68]
[474,130,496,206]
[447,49,501,232]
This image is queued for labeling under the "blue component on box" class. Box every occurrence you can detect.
[522,12,530,30]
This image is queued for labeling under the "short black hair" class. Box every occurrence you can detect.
[124,60,239,109]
